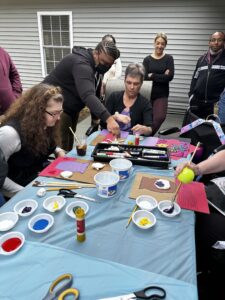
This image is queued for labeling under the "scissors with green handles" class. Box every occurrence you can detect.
[98,285,166,300]
[42,273,79,300]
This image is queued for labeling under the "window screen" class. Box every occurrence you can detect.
[41,15,71,74]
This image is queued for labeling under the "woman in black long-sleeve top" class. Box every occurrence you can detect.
[143,32,174,135]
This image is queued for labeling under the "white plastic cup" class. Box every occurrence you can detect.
[94,171,120,198]
[109,158,132,181]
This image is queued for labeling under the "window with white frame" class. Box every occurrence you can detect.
[37,12,73,77]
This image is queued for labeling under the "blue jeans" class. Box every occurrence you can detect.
[218,89,225,124]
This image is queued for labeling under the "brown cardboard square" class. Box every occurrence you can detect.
[129,172,176,202]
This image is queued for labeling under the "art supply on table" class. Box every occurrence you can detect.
[75,139,87,156]
[164,142,201,214]
[66,201,89,219]
[132,210,156,229]
[13,199,38,217]
[37,187,47,197]
[33,180,95,188]
[126,204,138,228]
[57,189,97,202]
[69,127,87,156]
[46,187,81,191]
[43,195,66,212]
[42,273,79,300]
[109,158,132,181]
[92,143,170,169]
[28,213,54,233]
[0,232,25,256]
[99,284,166,300]
[69,126,81,145]
[94,171,120,198]
[0,212,19,231]
[74,207,86,242]
[134,133,140,146]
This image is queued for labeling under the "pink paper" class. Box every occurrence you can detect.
[177,181,210,214]
[156,139,190,160]
[39,157,89,177]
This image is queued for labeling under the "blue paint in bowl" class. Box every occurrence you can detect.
[33,219,49,230]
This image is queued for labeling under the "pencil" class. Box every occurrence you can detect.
[126,204,138,228]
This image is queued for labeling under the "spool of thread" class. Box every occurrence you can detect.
[74,207,86,242]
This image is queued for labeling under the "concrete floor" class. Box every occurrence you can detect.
[76,112,184,136]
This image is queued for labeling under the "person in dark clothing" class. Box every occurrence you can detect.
[143,32,174,135]
[0,83,65,198]
[0,47,22,115]
[189,31,225,119]
[101,63,153,136]
[86,34,122,137]
[43,41,121,151]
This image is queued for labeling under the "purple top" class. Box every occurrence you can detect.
[0,47,22,114]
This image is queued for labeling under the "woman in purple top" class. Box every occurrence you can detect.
[143,33,174,135]
[0,47,22,115]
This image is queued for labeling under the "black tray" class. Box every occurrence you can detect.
[91,143,171,169]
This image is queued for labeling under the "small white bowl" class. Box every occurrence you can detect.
[94,171,120,198]
[0,231,25,256]
[66,201,89,219]
[158,200,181,218]
[28,213,54,233]
[110,158,132,181]
[132,210,156,229]
[14,199,38,217]
[43,196,66,212]
[136,195,158,211]
[0,212,19,232]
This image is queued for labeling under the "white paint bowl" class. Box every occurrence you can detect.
[43,195,66,212]
[158,200,181,218]
[132,210,156,229]
[14,199,38,217]
[109,158,132,180]
[94,171,120,198]
[66,201,89,219]
[28,213,54,233]
[136,195,158,211]
[0,231,25,256]
[0,212,19,232]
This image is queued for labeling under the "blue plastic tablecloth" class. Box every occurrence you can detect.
[0,241,197,300]
[0,132,196,293]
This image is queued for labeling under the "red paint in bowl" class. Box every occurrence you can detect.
[1,237,22,252]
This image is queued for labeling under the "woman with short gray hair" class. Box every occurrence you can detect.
[101,63,153,136]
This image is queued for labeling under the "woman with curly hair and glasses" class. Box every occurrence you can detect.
[0,83,65,198]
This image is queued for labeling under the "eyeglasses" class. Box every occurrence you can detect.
[45,110,63,117]
[210,38,224,43]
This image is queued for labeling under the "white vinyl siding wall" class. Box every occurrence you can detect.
[0,0,225,112]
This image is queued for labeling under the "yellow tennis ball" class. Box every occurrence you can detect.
[177,167,195,184]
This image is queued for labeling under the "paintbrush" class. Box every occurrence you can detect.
[69,126,81,145]
[32,180,95,188]
[164,142,201,214]
[126,204,138,229]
